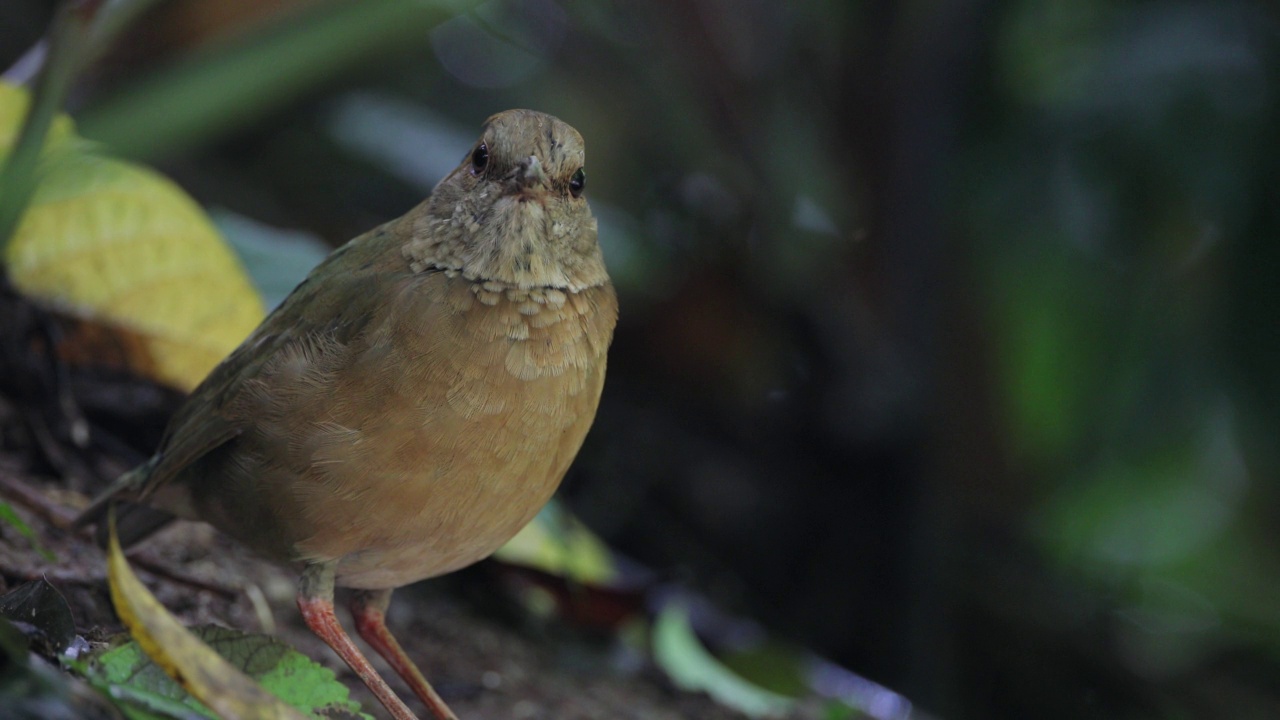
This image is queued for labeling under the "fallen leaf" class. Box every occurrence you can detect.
[0,81,264,391]
[82,626,371,720]
[0,578,85,659]
[102,510,320,720]
[0,613,85,720]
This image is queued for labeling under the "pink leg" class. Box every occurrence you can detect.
[298,564,419,720]
[351,589,459,720]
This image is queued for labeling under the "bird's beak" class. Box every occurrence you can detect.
[516,155,549,190]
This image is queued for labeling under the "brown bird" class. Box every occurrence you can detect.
[76,109,617,720]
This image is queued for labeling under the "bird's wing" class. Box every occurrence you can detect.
[139,221,413,499]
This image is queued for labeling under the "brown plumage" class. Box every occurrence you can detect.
[76,109,617,720]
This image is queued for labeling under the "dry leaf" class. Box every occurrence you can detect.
[105,510,311,720]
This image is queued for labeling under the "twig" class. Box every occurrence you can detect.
[129,552,242,601]
[0,466,78,529]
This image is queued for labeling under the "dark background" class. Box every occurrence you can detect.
[3,1,1279,718]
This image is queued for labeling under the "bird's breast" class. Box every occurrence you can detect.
[275,273,617,589]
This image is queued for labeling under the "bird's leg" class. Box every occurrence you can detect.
[351,588,460,720]
[297,563,420,720]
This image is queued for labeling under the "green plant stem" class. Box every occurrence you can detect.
[0,1,93,254]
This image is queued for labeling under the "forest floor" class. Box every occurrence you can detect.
[0,459,757,720]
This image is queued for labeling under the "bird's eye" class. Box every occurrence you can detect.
[569,168,586,198]
[470,143,489,173]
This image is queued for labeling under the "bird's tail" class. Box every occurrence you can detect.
[73,457,176,547]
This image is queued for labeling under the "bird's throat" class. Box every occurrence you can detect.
[400,190,609,292]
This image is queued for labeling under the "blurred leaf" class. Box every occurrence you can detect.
[998,0,1111,107]
[823,701,862,720]
[0,614,84,720]
[1042,406,1246,570]
[79,0,473,160]
[980,233,1126,468]
[0,81,264,391]
[100,513,322,720]
[0,500,54,561]
[212,209,330,309]
[652,602,794,718]
[719,640,809,699]
[0,82,75,155]
[493,499,617,585]
[0,579,86,660]
[0,612,30,659]
[430,0,563,89]
[1035,401,1280,664]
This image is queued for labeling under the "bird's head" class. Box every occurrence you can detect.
[406,109,608,291]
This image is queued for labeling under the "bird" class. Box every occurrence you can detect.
[75,109,618,720]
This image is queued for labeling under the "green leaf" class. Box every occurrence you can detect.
[93,516,359,719]
[652,602,793,718]
[718,641,809,699]
[822,700,862,720]
[82,626,371,720]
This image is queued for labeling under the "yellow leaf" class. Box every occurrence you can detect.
[1,81,264,391]
[105,510,310,720]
